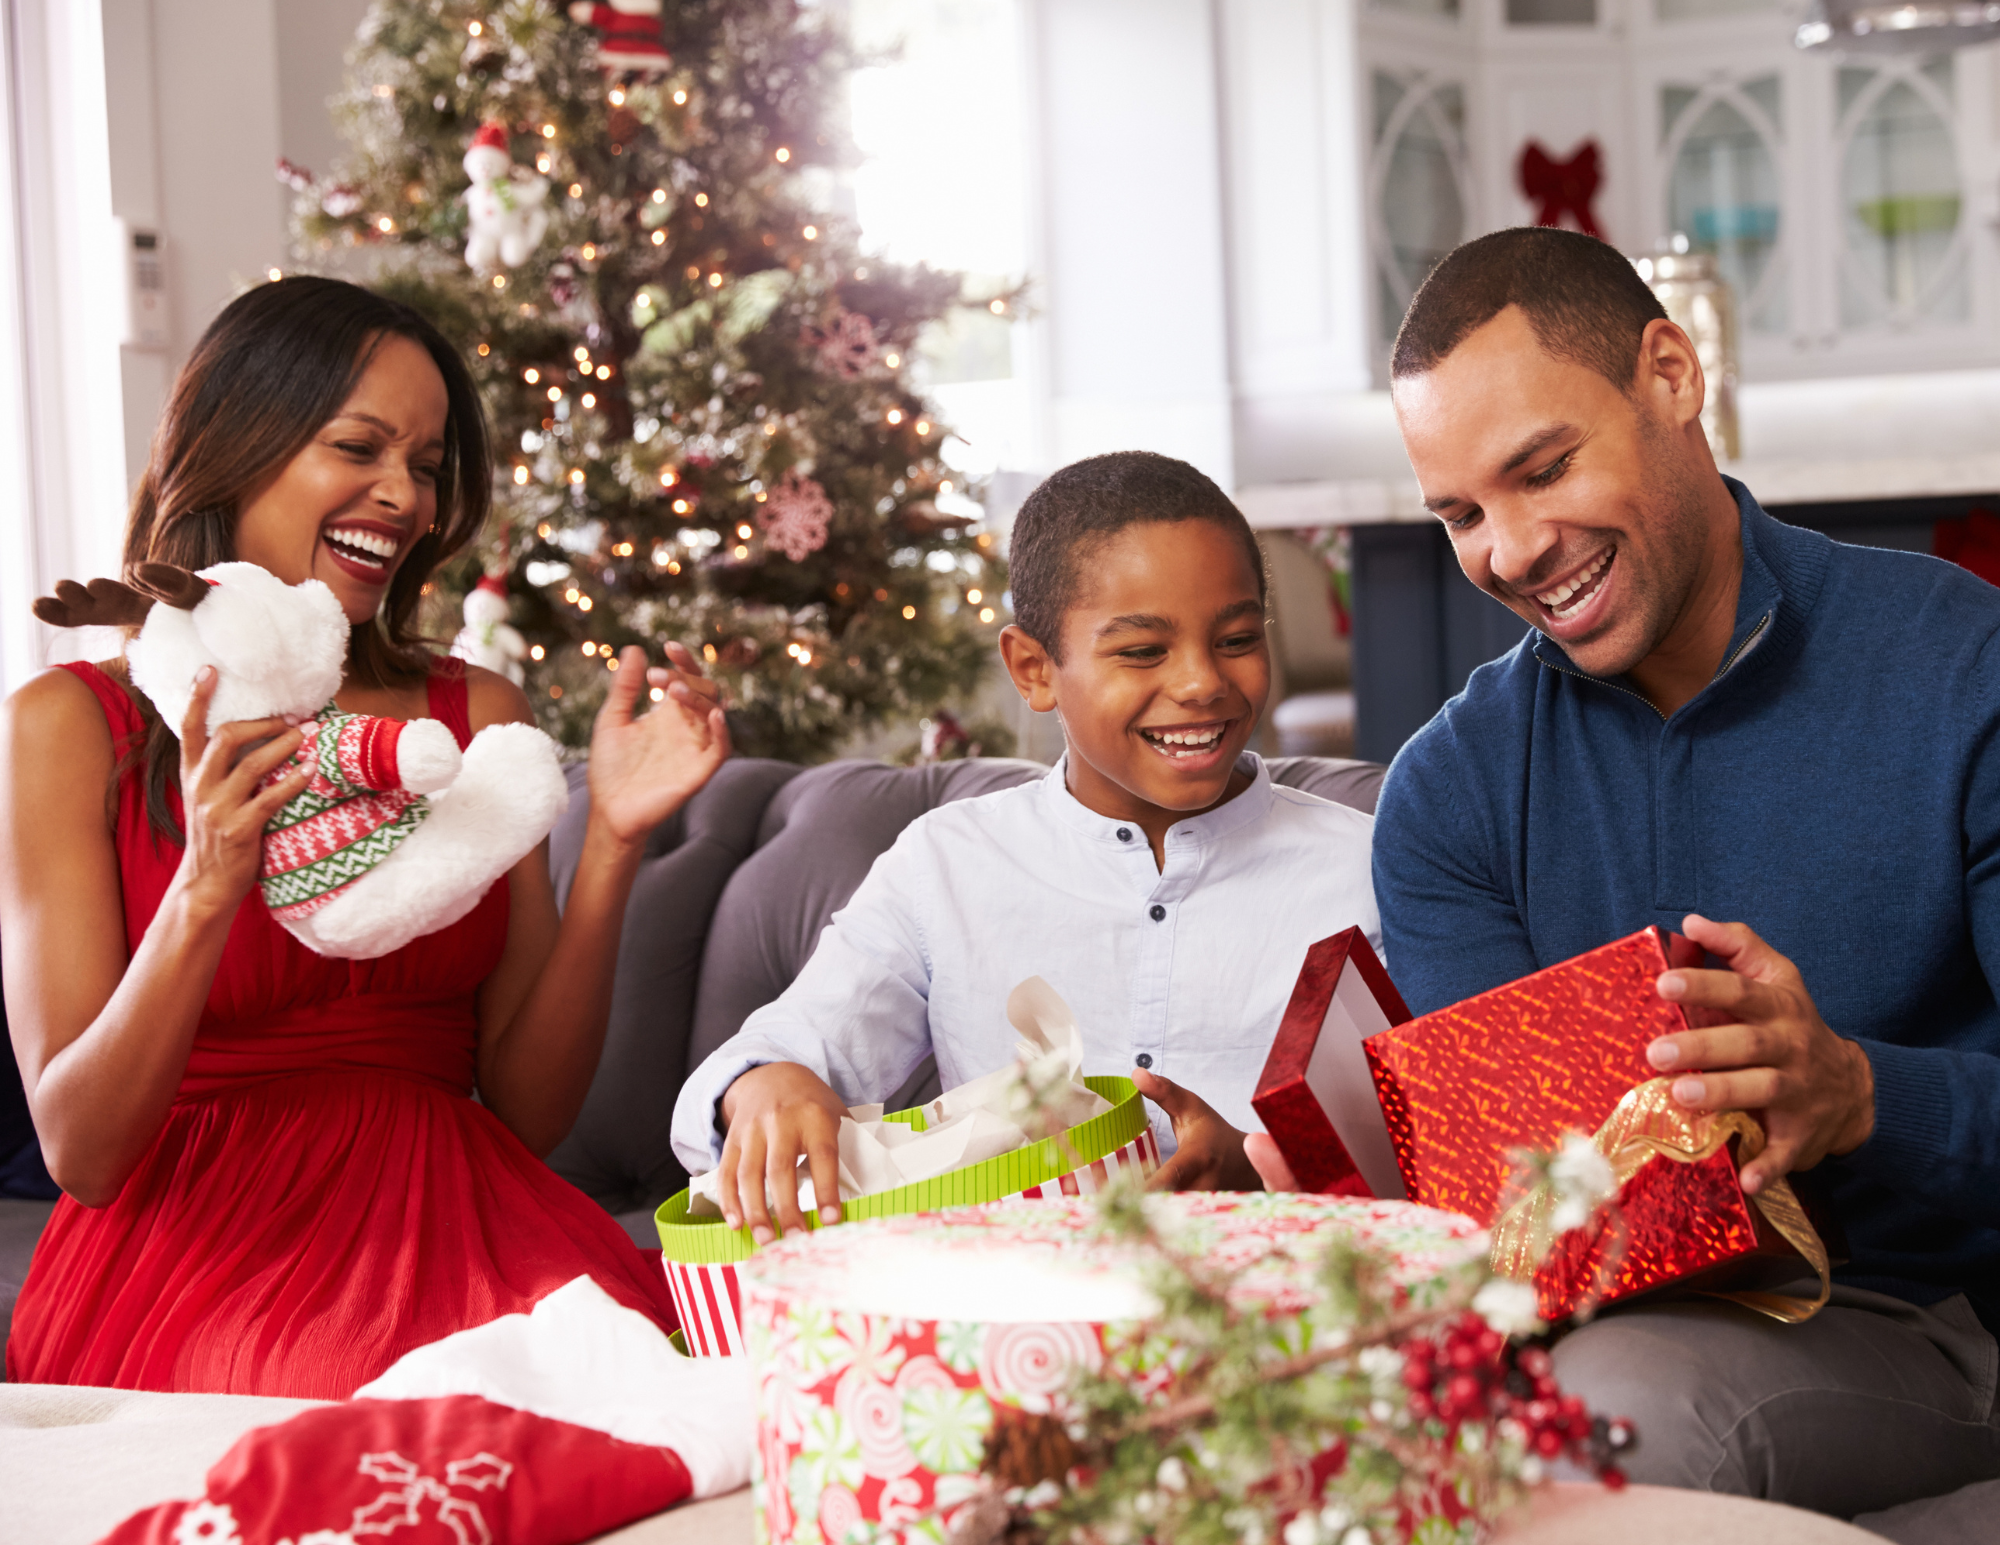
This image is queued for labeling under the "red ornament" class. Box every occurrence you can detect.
[1934,508,2000,588]
[1518,140,1604,239]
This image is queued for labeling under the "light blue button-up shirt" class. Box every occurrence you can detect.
[670,753,1380,1172]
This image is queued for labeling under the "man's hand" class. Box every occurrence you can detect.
[1648,913,1876,1196]
[1243,1133,1299,1192]
[1133,1068,1261,1191]
[716,1062,847,1244]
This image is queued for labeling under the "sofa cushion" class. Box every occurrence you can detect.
[543,758,803,1212]
[1264,755,1383,816]
[685,758,1051,1084]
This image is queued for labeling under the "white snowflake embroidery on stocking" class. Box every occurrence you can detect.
[345,1447,512,1543]
[174,1501,242,1545]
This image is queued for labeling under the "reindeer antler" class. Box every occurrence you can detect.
[31,577,157,630]
[130,564,209,611]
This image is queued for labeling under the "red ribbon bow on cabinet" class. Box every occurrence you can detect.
[1518,140,1603,239]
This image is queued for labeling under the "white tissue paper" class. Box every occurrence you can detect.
[689,976,1114,1217]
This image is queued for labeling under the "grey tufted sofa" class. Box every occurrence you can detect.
[542,752,1386,1238]
[0,752,1383,1346]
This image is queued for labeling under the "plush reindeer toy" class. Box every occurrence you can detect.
[35,562,568,959]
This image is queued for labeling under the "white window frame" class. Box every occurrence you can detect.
[0,0,128,699]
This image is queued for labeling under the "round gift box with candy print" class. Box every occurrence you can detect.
[739,1193,1492,1545]
[657,1074,1161,1356]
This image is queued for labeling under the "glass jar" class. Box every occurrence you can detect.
[1634,245,1740,462]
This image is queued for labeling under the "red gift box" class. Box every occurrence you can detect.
[1252,927,1412,1200]
[1258,926,1831,1322]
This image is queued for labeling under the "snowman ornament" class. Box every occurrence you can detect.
[462,122,549,272]
[452,573,529,686]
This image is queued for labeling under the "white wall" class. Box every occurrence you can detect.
[1013,0,1396,490]
[1023,0,1237,489]
[103,0,295,482]
[273,0,368,184]
[1217,0,1381,485]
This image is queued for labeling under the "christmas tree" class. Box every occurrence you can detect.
[285,0,1015,760]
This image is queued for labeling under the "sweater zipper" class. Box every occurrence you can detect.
[1533,612,1772,719]
[1715,613,1772,678]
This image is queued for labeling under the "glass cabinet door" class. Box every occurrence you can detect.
[1370,71,1469,350]
[1838,59,1966,329]
[1661,77,1785,334]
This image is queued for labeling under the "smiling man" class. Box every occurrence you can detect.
[1361,227,2000,1533]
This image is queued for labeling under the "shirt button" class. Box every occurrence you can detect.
[1135,1053,1154,1069]
[1149,903,1166,922]
[1116,827,1133,842]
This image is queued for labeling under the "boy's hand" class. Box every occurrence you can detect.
[716,1062,847,1244]
[1133,1068,1261,1191]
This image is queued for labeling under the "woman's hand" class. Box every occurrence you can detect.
[586,645,730,848]
[173,666,313,919]
[717,1061,848,1244]
[1134,1068,1262,1191]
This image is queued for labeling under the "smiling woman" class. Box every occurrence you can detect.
[120,280,491,837]
[0,277,734,1397]
[232,339,451,604]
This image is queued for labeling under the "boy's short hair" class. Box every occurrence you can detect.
[1391,227,1667,392]
[1008,450,1265,661]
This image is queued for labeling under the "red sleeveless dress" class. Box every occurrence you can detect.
[6,661,678,1397]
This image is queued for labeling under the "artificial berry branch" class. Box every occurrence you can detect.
[956,1170,1634,1545]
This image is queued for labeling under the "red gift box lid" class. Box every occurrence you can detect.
[1252,928,1413,1200]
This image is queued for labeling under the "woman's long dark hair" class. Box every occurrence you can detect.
[121,277,492,842]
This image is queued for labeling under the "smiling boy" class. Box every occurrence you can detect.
[669,451,1379,1241]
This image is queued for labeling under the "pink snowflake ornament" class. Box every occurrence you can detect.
[809,311,881,380]
[759,471,833,561]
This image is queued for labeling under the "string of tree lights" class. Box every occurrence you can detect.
[283,0,1020,758]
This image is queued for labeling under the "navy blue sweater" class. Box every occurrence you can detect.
[1375,480,2000,1314]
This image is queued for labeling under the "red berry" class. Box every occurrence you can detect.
[1407,1390,1435,1421]
[1534,1428,1563,1458]
[1601,1465,1627,1491]
[1518,1348,1552,1378]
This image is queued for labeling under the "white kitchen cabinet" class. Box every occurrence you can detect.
[1356,0,2000,382]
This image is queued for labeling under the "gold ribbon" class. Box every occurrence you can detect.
[1489,1078,1831,1324]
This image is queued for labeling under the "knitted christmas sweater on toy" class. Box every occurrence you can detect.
[260,708,433,922]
